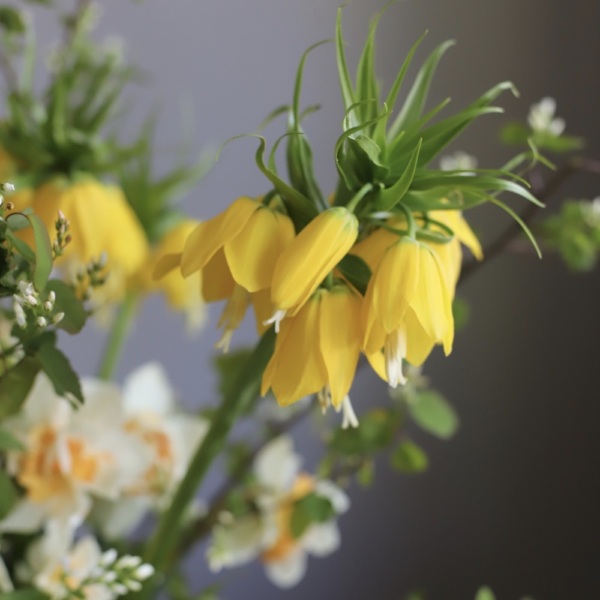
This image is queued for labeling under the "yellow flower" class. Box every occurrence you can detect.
[262,284,362,411]
[181,196,295,293]
[136,220,206,330]
[268,207,358,330]
[363,236,454,386]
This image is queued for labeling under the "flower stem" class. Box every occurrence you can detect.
[97,293,139,381]
[142,328,276,578]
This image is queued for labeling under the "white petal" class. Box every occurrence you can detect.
[123,362,175,416]
[254,435,301,493]
[264,547,307,588]
[92,497,151,540]
[302,521,341,557]
[0,500,46,534]
[0,555,14,592]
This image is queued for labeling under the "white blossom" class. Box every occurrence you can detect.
[527,96,566,136]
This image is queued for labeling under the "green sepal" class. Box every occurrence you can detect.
[46,280,88,334]
[408,390,459,440]
[0,357,40,420]
[489,197,542,258]
[337,253,371,295]
[391,440,429,473]
[375,138,422,211]
[290,493,335,539]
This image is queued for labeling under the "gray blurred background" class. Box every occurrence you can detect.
[41,0,600,598]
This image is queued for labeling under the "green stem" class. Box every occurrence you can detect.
[397,203,417,238]
[97,293,139,380]
[142,328,276,577]
[346,182,373,213]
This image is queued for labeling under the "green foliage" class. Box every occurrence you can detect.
[0,357,39,419]
[290,492,335,539]
[538,199,600,271]
[500,120,583,153]
[46,280,87,334]
[391,440,429,473]
[0,470,19,519]
[337,253,371,295]
[409,390,459,440]
[0,427,25,451]
[0,6,26,33]
[0,590,50,600]
[452,296,470,332]
[328,409,399,456]
[474,587,496,600]
[36,334,83,403]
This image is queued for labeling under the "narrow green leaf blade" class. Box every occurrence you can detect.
[36,342,83,403]
[27,214,53,290]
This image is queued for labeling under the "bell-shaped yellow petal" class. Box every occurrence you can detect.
[251,288,275,336]
[318,286,362,408]
[261,294,327,406]
[351,225,399,271]
[271,207,358,315]
[403,308,436,366]
[430,209,483,260]
[225,207,295,293]
[180,196,257,277]
[201,248,236,302]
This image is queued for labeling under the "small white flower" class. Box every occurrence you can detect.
[439,151,478,172]
[13,301,27,328]
[36,316,48,328]
[528,96,566,136]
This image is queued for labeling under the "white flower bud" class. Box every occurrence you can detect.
[116,555,142,570]
[102,571,117,583]
[111,583,128,595]
[14,302,27,328]
[44,301,53,311]
[52,312,65,324]
[134,564,155,580]
[125,580,142,592]
[26,295,38,306]
[99,548,118,567]
[36,316,48,328]
[48,291,56,304]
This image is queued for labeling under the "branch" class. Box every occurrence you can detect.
[459,156,600,285]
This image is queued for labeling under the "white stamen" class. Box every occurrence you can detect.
[385,326,408,388]
[214,329,234,353]
[339,395,359,429]
[263,309,287,334]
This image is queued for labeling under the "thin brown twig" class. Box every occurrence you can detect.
[459,156,600,284]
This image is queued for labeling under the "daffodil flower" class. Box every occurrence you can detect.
[267,207,358,331]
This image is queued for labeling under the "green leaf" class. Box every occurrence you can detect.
[36,342,83,403]
[0,427,25,451]
[5,230,35,263]
[335,6,356,117]
[409,391,459,440]
[375,138,422,210]
[356,460,375,487]
[475,587,496,600]
[46,280,87,334]
[0,470,18,519]
[452,297,470,332]
[337,253,371,295]
[0,7,26,33]
[27,214,53,291]
[0,358,40,419]
[329,409,398,455]
[290,493,335,538]
[0,591,50,600]
[391,440,429,473]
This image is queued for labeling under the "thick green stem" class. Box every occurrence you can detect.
[142,328,276,576]
[97,293,139,380]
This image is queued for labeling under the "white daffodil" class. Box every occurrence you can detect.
[22,521,153,599]
[527,97,566,136]
[206,435,349,588]
[92,363,209,539]
[0,373,151,535]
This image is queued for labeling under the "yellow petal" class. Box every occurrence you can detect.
[180,197,257,277]
[271,207,358,314]
[262,295,327,406]
[318,286,362,408]
[351,226,398,271]
[430,210,483,260]
[403,309,435,366]
[201,248,235,302]
[371,237,421,334]
[251,288,274,336]
[225,208,295,292]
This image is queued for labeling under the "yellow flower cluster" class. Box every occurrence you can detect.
[174,197,482,410]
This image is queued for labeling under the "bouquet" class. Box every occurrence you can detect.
[0,2,598,599]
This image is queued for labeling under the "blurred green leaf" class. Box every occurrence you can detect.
[46,280,87,334]
[0,470,18,519]
[475,587,496,600]
[356,460,375,487]
[37,341,83,403]
[391,440,429,473]
[328,409,398,456]
[0,357,40,419]
[27,214,53,291]
[337,253,371,295]
[452,296,470,332]
[0,6,26,33]
[0,427,25,451]
[409,391,459,440]
[290,493,335,539]
[0,591,50,600]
